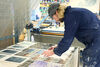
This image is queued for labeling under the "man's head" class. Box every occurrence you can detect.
[48,3,67,22]
[48,3,60,21]
[48,3,59,19]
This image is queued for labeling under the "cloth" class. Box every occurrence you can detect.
[30,0,41,21]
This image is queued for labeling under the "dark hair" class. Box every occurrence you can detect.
[48,3,60,19]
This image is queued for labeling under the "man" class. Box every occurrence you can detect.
[42,3,100,67]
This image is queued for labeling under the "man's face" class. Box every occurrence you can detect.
[52,13,59,22]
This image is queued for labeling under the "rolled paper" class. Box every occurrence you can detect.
[68,47,75,52]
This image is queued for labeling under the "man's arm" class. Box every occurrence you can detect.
[53,13,79,56]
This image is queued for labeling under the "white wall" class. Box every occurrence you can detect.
[69,0,99,14]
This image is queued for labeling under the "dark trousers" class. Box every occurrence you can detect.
[82,37,100,67]
[96,63,100,67]
[83,62,100,67]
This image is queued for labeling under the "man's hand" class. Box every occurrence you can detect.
[42,45,57,57]
[42,50,54,57]
[48,45,57,50]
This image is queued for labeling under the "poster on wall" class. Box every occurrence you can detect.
[69,0,99,14]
